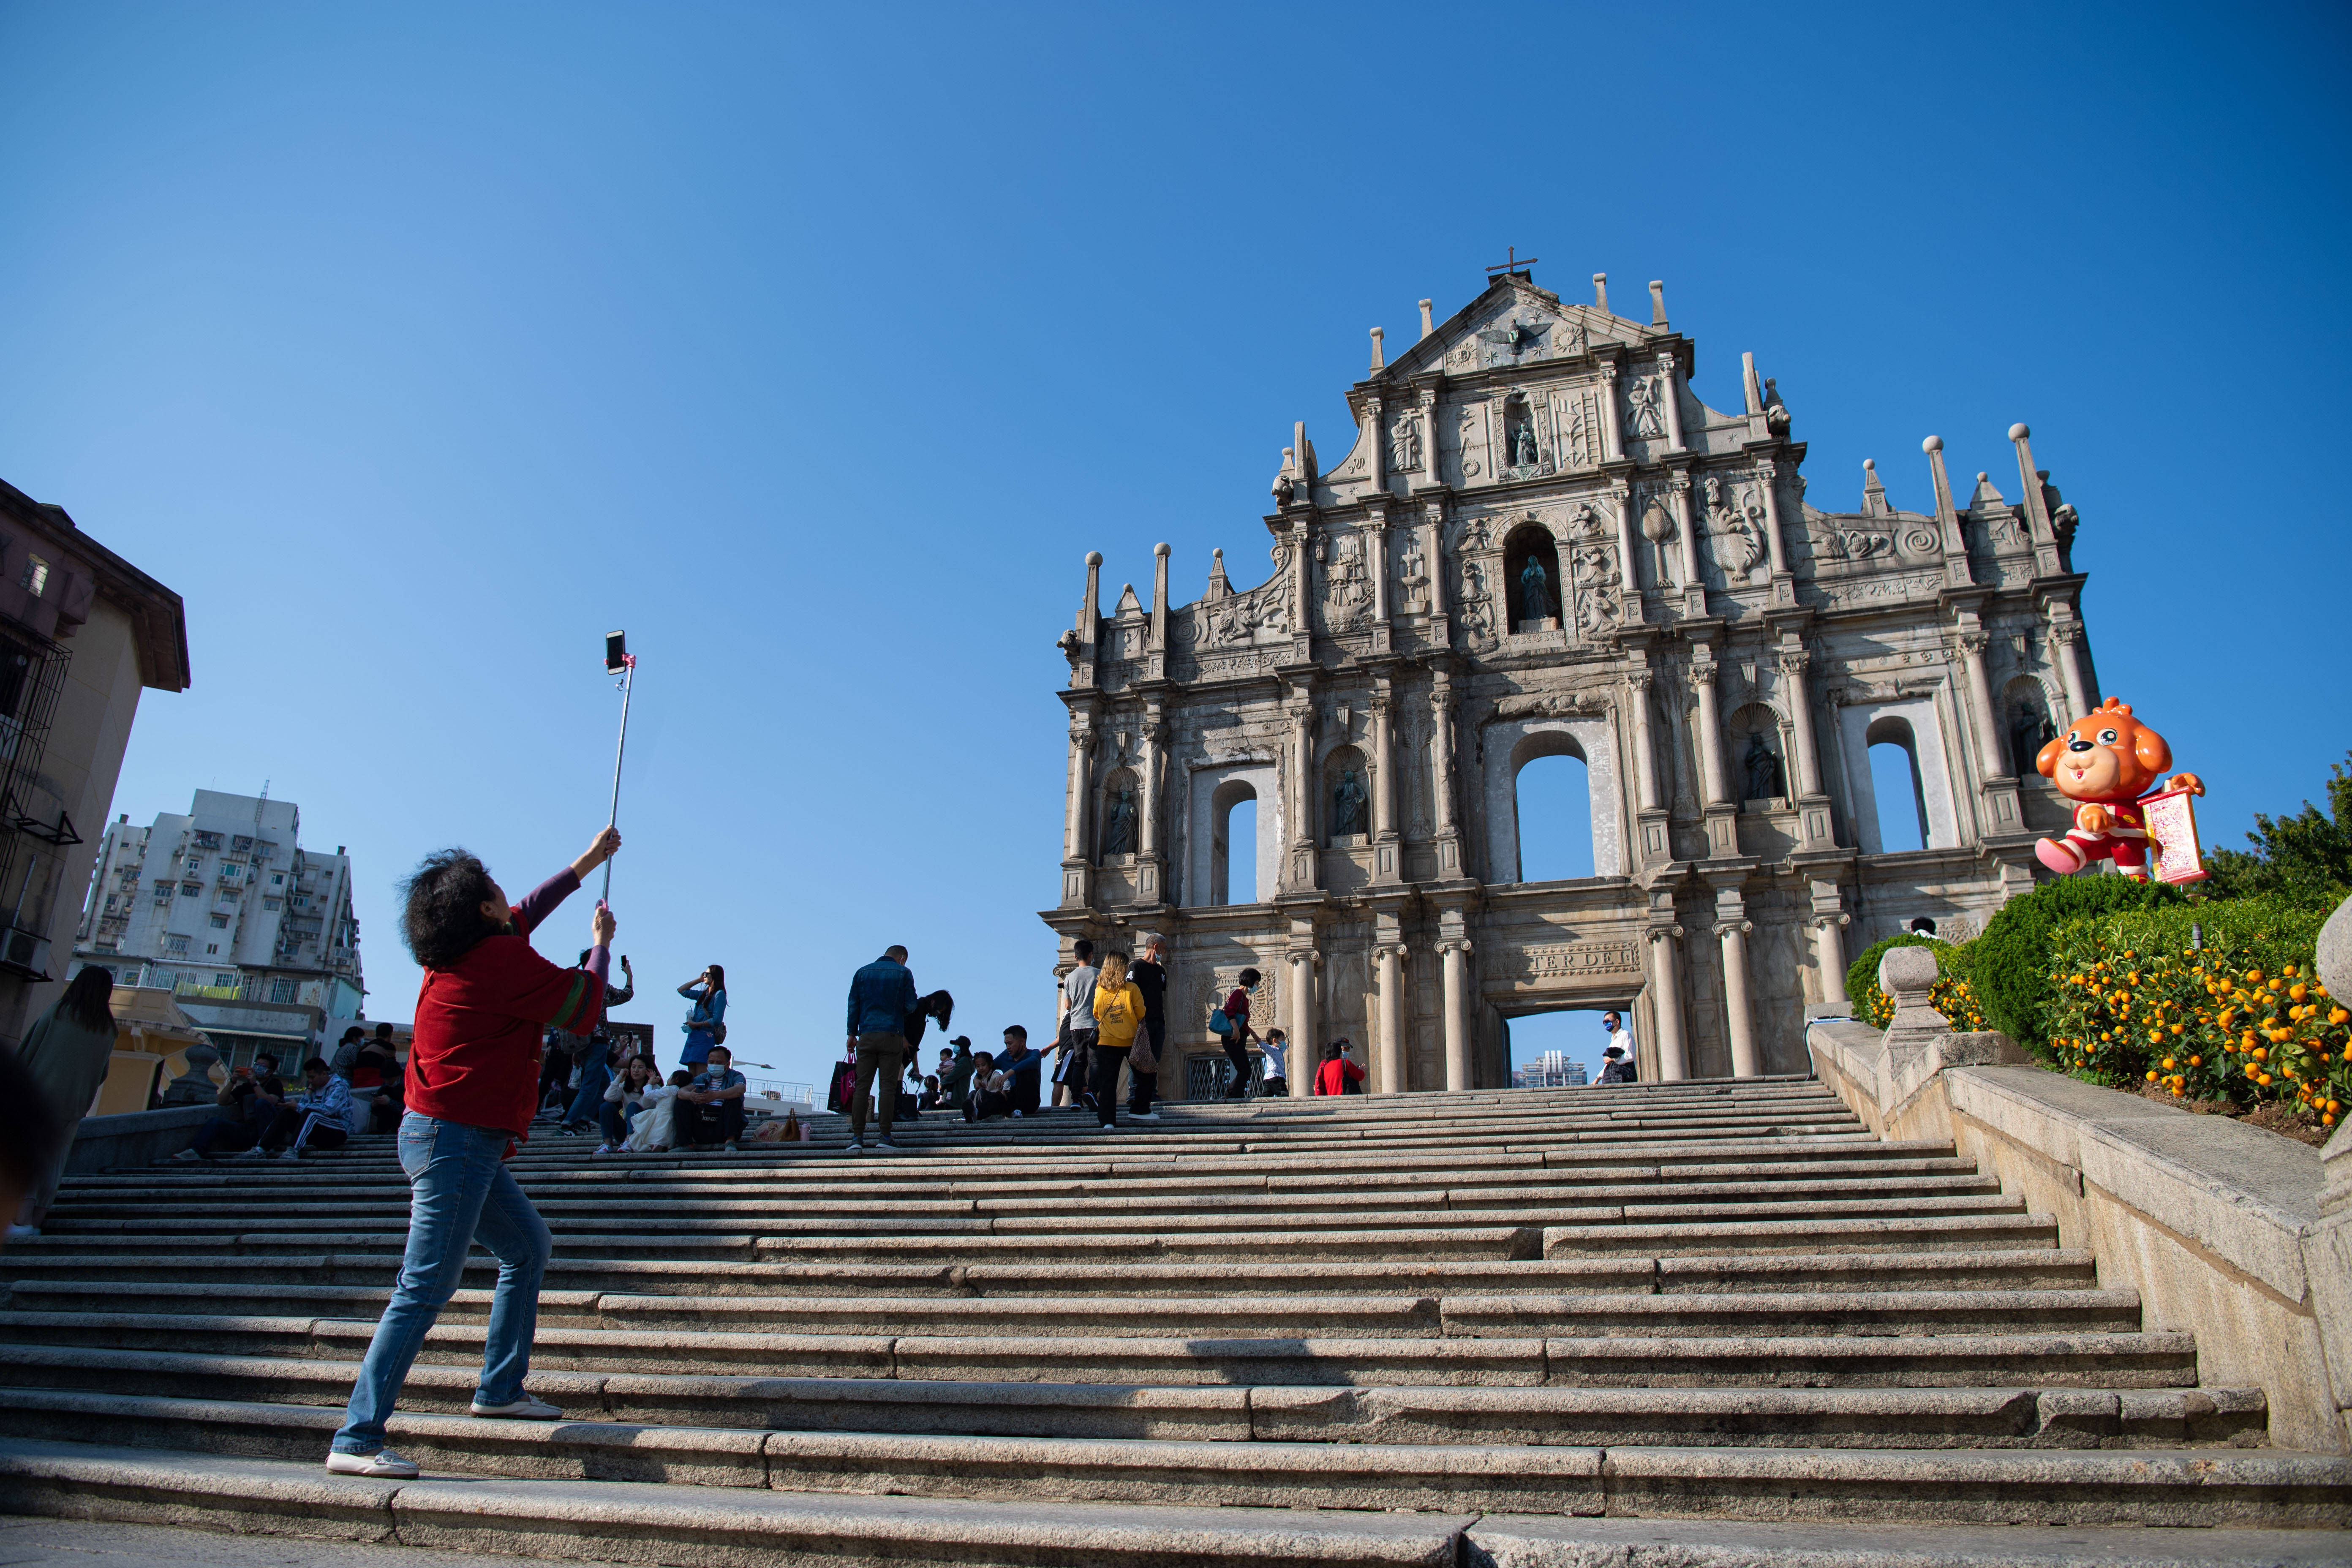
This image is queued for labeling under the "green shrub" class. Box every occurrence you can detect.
[1951,876,2186,1049]
[1846,932,1941,1018]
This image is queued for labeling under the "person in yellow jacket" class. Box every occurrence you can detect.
[1087,952,1146,1133]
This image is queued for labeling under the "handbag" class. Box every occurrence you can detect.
[1128,1024,1157,1073]
[826,1060,857,1114]
[1209,1007,1232,1037]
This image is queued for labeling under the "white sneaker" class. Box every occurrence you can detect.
[233,1146,267,1160]
[874,1140,898,1152]
[1094,1124,1122,1133]
[845,1139,865,1153]
[172,1149,202,1162]
[1130,1112,1160,1121]
[326,1448,419,1478]
[470,1394,562,1420]
[592,1144,616,1156]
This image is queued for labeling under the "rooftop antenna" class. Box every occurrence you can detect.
[600,631,637,905]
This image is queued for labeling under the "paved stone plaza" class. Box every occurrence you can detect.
[1048,264,2094,1092]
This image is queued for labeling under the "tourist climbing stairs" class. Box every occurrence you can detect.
[0,1076,2346,1565]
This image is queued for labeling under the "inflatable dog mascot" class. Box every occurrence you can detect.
[2034,697,2202,878]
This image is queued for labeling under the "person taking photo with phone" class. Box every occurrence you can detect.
[325,825,620,1480]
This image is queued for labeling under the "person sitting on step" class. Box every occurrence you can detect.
[964,1051,1013,1122]
[990,1026,1044,1116]
[593,1054,661,1154]
[177,1052,285,1160]
[248,1056,369,1159]
[1312,1038,1365,1097]
[672,1045,748,1152]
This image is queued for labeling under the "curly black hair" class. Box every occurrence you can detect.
[401,848,506,969]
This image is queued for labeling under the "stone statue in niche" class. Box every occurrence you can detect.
[2009,702,2057,779]
[1511,420,1539,468]
[1102,781,1138,855]
[1332,768,1369,837]
[1626,377,1666,439]
[1390,415,1422,473]
[1519,553,1556,623]
[1741,732,1785,803]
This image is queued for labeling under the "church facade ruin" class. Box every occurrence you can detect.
[1043,264,2101,1093]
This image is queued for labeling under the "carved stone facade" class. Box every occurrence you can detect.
[1044,268,2098,1093]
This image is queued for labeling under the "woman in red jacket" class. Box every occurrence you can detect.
[1313,1038,1366,1097]
[327,827,618,1478]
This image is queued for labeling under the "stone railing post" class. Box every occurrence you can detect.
[2308,895,2352,1451]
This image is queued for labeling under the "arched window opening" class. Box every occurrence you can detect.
[1210,780,1258,906]
[1513,746,1594,882]
[1097,768,1140,859]
[1502,524,1562,632]
[1324,744,1371,844]
[1865,716,1930,853]
[1506,1007,1616,1087]
[2003,676,2058,779]
[1729,702,1787,806]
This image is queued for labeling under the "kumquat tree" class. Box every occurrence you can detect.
[2042,898,2348,1132]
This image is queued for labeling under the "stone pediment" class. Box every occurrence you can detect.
[1380,278,1657,385]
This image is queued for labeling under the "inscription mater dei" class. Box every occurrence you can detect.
[1508,942,1642,980]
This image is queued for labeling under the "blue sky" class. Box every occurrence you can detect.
[2,2,2345,1086]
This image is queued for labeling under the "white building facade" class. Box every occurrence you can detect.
[74,789,363,1066]
[1044,265,2096,1094]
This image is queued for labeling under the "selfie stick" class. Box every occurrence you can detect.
[601,631,636,905]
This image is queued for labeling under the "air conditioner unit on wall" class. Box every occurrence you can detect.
[0,926,52,980]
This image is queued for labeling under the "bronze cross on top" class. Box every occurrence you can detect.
[1485,246,1539,276]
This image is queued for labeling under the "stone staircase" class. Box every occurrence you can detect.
[0,1076,2347,1565]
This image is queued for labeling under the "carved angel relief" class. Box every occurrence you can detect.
[1704,474,1767,580]
[1388,414,1423,474]
[1565,501,1623,634]
[1317,531,1375,633]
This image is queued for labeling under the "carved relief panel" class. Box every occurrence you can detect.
[1555,386,1607,470]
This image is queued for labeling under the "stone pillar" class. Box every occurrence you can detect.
[1430,672,1463,879]
[1628,670,1662,813]
[1081,550,1102,645]
[1063,716,1093,860]
[1287,686,1317,891]
[1813,911,1850,1007]
[1368,510,1391,624]
[1657,351,1686,452]
[1365,396,1385,493]
[1375,941,1405,1094]
[1688,643,1728,806]
[1416,388,1442,493]
[1609,483,1644,624]
[1149,542,1171,660]
[1957,631,2008,779]
[1755,459,1790,577]
[1423,505,1448,616]
[1780,649,1824,798]
[2008,422,2064,578]
[1138,700,1165,901]
[1289,947,1318,1068]
[1924,436,1974,588]
[1369,685,1395,837]
[1646,926,1688,1082]
[1670,472,1704,616]
[1718,911,1760,1078]
[1598,361,1625,462]
[1440,939,1472,1091]
[2050,620,2091,719]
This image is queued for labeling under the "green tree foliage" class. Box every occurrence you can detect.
[2205,751,2352,906]
[1845,932,1941,1018]
[1952,876,2184,1050]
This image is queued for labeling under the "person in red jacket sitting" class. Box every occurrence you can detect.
[327,826,619,1478]
[1313,1038,1366,1097]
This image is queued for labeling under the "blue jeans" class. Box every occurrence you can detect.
[331,1113,551,1455]
[562,1052,611,1127]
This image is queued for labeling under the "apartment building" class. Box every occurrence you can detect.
[0,477,190,1048]
[74,789,362,1066]
[1511,1048,1588,1089]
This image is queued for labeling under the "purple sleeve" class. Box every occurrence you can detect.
[583,942,610,987]
[511,868,582,937]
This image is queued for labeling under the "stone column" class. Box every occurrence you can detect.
[1755,460,1789,577]
[1288,686,1317,890]
[1416,388,1442,492]
[1440,939,1472,1091]
[1424,506,1448,615]
[1368,511,1391,624]
[2050,620,2091,719]
[1957,631,2008,779]
[1670,472,1704,615]
[1647,927,1688,1081]
[1689,643,1729,806]
[1780,648,1824,798]
[1813,912,1850,1007]
[1063,715,1093,860]
[1289,947,1318,1068]
[1657,351,1686,452]
[1609,483,1644,623]
[1718,913,1760,1078]
[1369,685,1396,836]
[1375,942,1404,1094]
[1628,670,1662,812]
[1139,699,1165,858]
[1365,396,1385,493]
[1149,542,1171,659]
[1598,362,1625,462]
[1924,436,1973,587]
[1429,672,1462,878]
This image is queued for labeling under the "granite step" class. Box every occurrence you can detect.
[0,1437,2344,1542]
[0,1284,2144,1337]
[0,1246,2105,1301]
[0,1327,2202,1394]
